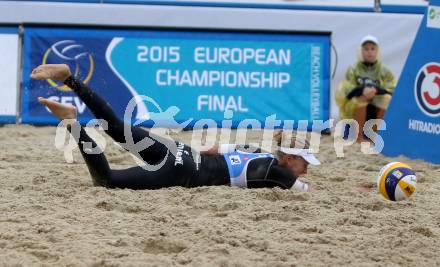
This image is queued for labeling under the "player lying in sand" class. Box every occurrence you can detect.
[30,64,320,191]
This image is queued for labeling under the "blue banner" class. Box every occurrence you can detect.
[0,27,18,34]
[381,1,440,164]
[22,27,330,128]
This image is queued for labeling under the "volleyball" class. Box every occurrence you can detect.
[377,162,417,201]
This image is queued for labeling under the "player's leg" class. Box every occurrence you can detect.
[31,64,172,165]
[37,97,111,186]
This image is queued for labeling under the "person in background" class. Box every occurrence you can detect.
[336,35,396,142]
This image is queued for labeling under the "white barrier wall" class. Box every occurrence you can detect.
[0,1,424,120]
[0,30,18,123]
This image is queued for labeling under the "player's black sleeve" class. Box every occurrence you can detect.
[246,158,297,189]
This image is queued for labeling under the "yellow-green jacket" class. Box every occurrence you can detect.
[336,60,396,119]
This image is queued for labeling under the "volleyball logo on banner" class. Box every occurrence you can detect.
[42,40,94,91]
[415,62,440,117]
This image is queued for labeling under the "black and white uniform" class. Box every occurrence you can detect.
[64,77,298,190]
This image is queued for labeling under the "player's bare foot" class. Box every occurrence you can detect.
[30,64,71,82]
[38,97,77,121]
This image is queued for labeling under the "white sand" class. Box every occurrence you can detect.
[1,124,439,266]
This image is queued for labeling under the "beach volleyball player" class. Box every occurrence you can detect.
[30,64,320,191]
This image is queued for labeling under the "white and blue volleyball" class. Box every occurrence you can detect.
[377,162,417,201]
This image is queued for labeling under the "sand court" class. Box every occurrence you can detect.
[1,125,440,266]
